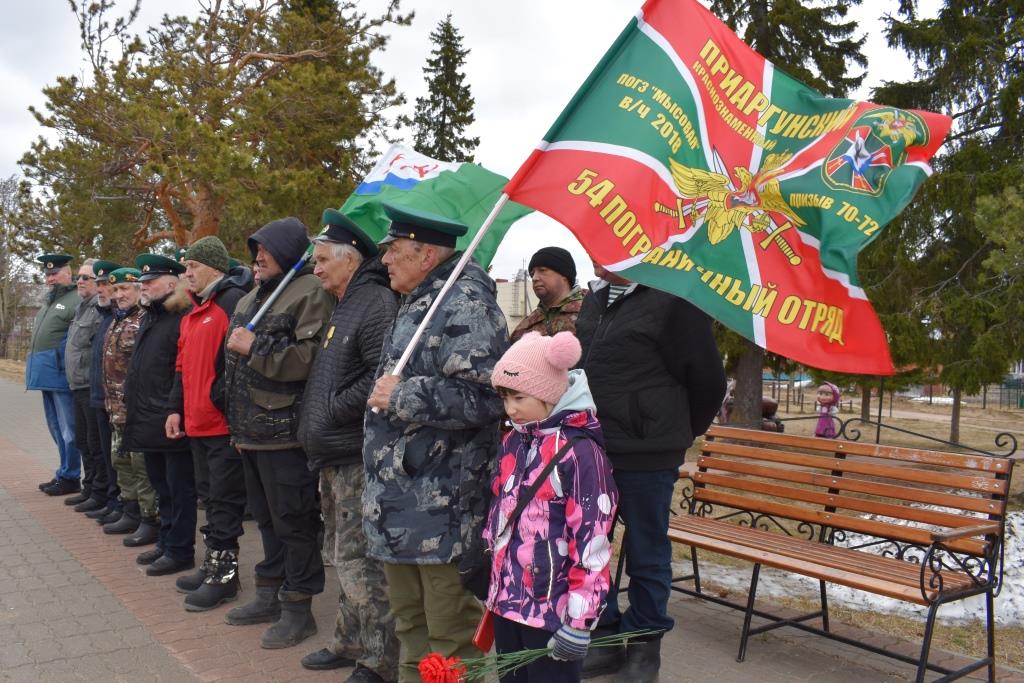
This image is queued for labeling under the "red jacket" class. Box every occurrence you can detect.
[170,269,252,438]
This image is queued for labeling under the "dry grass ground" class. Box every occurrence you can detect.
[0,359,25,383]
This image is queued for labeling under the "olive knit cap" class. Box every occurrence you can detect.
[184,236,230,273]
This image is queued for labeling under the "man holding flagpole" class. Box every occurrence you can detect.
[363,203,508,683]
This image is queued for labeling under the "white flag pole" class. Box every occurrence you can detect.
[372,193,510,413]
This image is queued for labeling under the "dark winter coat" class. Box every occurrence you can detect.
[26,284,79,392]
[299,257,398,470]
[574,280,726,471]
[89,302,115,409]
[169,268,252,438]
[123,291,191,453]
[362,255,509,565]
[224,265,334,451]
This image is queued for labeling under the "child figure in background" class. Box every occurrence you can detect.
[484,331,618,683]
[815,382,841,438]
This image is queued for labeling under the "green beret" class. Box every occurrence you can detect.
[135,254,186,281]
[92,260,123,280]
[379,203,468,249]
[320,208,379,257]
[36,253,73,272]
[108,267,142,284]
[228,257,242,270]
[175,248,188,264]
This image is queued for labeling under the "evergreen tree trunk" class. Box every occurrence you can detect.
[950,386,962,443]
[733,340,764,425]
[860,383,871,421]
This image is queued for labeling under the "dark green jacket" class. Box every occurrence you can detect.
[26,284,80,391]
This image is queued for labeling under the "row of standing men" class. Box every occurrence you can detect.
[26,203,726,683]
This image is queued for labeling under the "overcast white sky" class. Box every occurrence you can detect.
[0,0,925,282]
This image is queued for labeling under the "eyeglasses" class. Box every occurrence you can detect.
[76,275,95,281]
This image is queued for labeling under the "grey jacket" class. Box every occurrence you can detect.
[65,294,102,391]
[362,255,509,565]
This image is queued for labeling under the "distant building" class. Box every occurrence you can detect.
[494,269,536,333]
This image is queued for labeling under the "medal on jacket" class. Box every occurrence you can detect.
[323,325,335,349]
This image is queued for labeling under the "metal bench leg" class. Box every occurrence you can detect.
[985,590,996,683]
[613,527,627,592]
[737,563,761,663]
[819,580,830,632]
[915,603,939,683]
[691,546,702,594]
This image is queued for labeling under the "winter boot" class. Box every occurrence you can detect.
[64,489,91,506]
[260,590,317,649]
[224,577,281,626]
[620,638,662,683]
[74,497,104,513]
[95,507,122,524]
[185,550,240,612]
[123,517,160,547]
[103,501,140,535]
[176,549,214,594]
[581,625,626,679]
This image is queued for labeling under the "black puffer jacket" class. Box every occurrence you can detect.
[123,291,191,453]
[574,280,726,471]
[299,257,398,469]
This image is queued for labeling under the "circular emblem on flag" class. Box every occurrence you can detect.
[822,108,928,196]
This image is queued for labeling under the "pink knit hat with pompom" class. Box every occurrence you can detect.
[491,331,581,404]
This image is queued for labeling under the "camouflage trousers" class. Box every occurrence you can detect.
[110,423,157,518]
[321,464,399,682]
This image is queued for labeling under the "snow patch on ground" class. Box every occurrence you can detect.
[677,511,1022,625]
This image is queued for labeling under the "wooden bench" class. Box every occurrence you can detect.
[666,425,1014,683]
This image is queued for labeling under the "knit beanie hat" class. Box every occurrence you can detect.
[529,246,577,285]
[491,331,582,405]
[184,236,230,273]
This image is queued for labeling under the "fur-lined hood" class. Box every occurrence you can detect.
[165,278,192,313]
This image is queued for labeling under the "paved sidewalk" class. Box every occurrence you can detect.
[1,377,1020,682]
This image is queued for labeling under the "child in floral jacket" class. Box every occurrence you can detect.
[484,331,618,683]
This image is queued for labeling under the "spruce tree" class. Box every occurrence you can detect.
[709,0,867,426]
[412,14,480,162]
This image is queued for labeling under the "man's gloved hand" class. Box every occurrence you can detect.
[547,624,591,661]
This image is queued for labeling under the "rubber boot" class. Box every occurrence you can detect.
[581,625,626,679]
[103,501,140,535]
[185,550,240,612]
[260,590,317,649]
[620,638,661,683]
[176,549,214,594]
[94,507,122,524]
[224,577,281,626]
[124,517,160,547]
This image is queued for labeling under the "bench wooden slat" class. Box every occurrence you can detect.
[691,457,1004,516]
[695,488,989,556]
[706,425,1012,474]
[670,516,976,592]
[668,525,934,604]
[693,470,987,530]
[701,441,1008,495]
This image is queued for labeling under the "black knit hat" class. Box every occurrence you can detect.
[528,246,576,285]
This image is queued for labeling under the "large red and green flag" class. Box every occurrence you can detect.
[341,144,532,269]
[505,0,951,374]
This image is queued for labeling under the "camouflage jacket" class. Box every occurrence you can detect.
[509,287,585,342]
[102,306,145,425]
[362,255,509,565]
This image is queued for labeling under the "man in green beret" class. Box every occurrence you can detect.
[363,204,509,681]
[29,253,83,496]
[100,268,159,539]
[122,254,195,572]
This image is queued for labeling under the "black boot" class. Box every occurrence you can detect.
[620,638,662,683]
[136,548,163,565]
[39,477,57,491]
[64,490,91,506]
[123,517,160,547]
[74,498,104,513]
[260,590,317,649]
[224,578,281,626]
[185,550,240,612]
[176,550,214,594]
[581,625,626,679]
[44,478,81,496]
[103,502,140,535]
[94,507,122,524]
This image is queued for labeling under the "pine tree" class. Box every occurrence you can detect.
[873,0,1022,442]
[412,14,480,162]
[709,0,867,426]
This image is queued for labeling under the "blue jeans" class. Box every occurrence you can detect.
[41,390,79,480]
[602,468,677,635]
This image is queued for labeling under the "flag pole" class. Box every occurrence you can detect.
[372,193,510,413]
[245,226,329,331]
